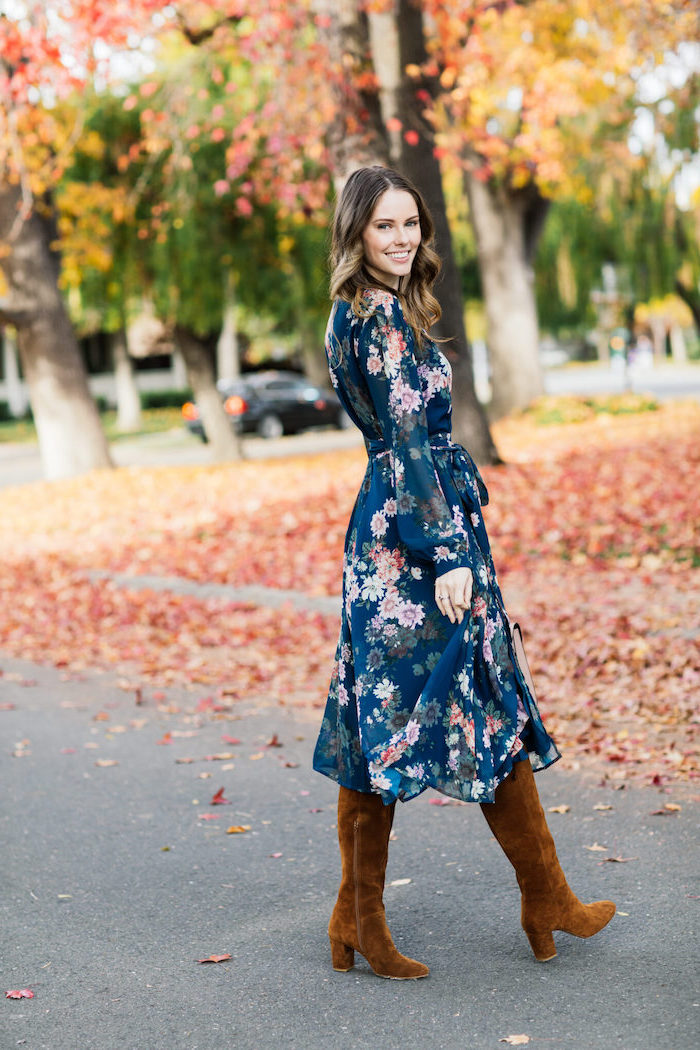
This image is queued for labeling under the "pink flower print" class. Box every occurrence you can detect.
[397,600,425,629]
[462,717,475,753]
[367,353,383,375]
[449,703,464,727]
[435,545,451,562]
[338,684,350,707]
[405,762,425,780]
[370,511,388,537]
[405,719,420,745]
[383,497,397,516]
[470,512,480,527]
[486,713,504,737]
[379,589,403,620]
[473,596,487,619]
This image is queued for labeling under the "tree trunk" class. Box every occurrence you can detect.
[217,273,241,381]
[367,0,498,462]
[175,325,242,460]
[0,183,113,479]
[2,328,29,416]
[112,327,142,432]
[675,277,700,335]
[313,0,390,186]
[465,173,548,420]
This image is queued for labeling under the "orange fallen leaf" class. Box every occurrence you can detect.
[226,825,251,834]
[499,1037,530,1046]
[548,804,570,814]
[156,732,172,746]
[94,759,118,768]
[664,802,682,811]
[197,954,231,964]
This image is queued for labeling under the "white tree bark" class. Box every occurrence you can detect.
[113,328,142,432]
[465,173,545,419]
[175,326,242,460]
[0,184,113,479]
[2,328,29,416]
[216,274,240,381]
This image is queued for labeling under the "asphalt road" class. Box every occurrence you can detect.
[1,363,699,490]
[2,656,698,1050]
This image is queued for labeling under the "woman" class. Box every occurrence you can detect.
[312,166,615,980]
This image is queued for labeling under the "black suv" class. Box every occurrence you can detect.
[182,370,350,440]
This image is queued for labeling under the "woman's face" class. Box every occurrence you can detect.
[361,188,421,290]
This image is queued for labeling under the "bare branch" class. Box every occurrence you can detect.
[176,11,244,46]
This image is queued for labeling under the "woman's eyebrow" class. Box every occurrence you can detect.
[373,213,420,222]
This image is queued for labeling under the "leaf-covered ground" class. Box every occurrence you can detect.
[1,401,698,786]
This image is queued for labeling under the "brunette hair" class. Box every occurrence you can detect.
[329,166,442,347]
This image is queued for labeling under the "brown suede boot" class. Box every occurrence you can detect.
[481,760,616,961]
[328,786,429,979]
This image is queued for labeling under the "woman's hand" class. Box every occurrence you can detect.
[435,567,473,625]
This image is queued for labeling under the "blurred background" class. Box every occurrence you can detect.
[0,0,698,480]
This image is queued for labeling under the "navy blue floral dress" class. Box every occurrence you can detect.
[313,289,560,804]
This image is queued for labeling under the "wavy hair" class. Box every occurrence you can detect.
[329,166,442,349]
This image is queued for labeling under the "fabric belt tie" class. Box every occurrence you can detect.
[365,431,488,505]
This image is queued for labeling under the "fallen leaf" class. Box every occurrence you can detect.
[499,1037,530,1046]
[94,759,118,767]
[593,804,614,811]
[284,761,299,768]
[548,804,570,814]
[156,731,172,746]
[93,711,110,722]
[221,735,241,745]
[198,813,221,821]
[249,752,264,761]
[226,825,251,834]
[428,797,465,806]
[269,851,283,858]
[176,757,195,764]
[197,954,231,964]
[308,808,323,813]
[584,842,608,852]
[664,802,682,811]
[603,855,638,863]
[60,747,77,754]
[210,787,230,805]
[388,878,411,887]
[265,734,283,748]
[6,989,34,999]
[204,752,234,761]
[0,702,16,711]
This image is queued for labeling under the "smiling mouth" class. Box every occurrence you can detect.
[386,251,411,261]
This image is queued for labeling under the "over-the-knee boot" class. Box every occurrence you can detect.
[481,760,615,961]
[328,786,429,979]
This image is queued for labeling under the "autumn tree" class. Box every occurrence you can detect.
[421,0,699,417]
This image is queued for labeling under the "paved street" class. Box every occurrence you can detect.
[2,655,698,1050]
[1,363,699,490]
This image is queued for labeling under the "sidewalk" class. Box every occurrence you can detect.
[2,655,697,1050]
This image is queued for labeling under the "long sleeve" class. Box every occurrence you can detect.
[356,294,473,574]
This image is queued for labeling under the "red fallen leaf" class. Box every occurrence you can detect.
[93,711,110,722]
[221,735,242,745]
[197,954,231,964]
[198,813,221,821]
[152,691,166,701]
[210,787,231,805]
[60,747,77,754]
[6,989,34,999]
[265,733,283,748]
[156,732,172,746]
[0,702,16,711]
[428,797,465,807]
[196,697,215,712]
[284,761,299,768]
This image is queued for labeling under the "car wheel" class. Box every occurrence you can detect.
[257,413,284,439]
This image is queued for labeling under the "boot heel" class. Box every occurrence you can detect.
[330,938,355,971]
[524,926,557,962]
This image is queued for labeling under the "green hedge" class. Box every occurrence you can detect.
[140,389,193,409]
